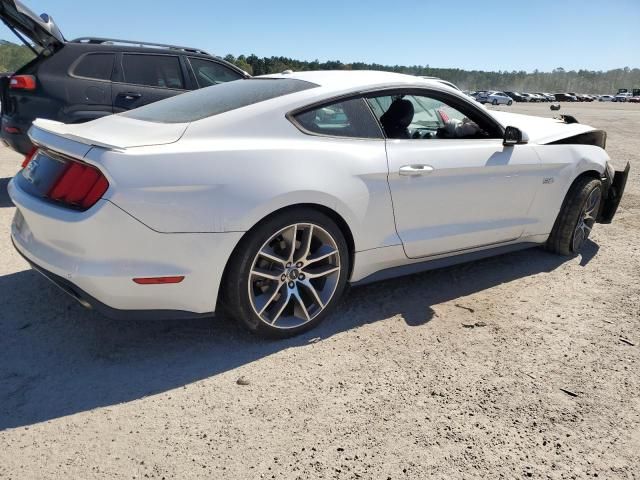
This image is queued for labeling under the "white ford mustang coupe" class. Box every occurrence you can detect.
[9,71,629,337]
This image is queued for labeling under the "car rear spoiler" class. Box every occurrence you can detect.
[27,122,108,160]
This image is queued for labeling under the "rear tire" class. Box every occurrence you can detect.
[223,208,349,338]
[546,177,602,256]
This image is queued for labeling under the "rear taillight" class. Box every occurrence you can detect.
[21,147,38,168]
[9,75,36,91]
[47,160,109,210]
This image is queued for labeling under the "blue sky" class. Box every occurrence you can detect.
[2,0,639,72]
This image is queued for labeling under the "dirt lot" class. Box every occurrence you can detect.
[0,102,638,479]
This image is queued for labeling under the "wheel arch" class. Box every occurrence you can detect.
[217,203,356,308]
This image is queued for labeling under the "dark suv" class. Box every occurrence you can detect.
[0,0,248,154]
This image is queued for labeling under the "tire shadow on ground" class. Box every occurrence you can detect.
[0,241,598,430]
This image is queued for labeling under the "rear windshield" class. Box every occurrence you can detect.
[121,78,318,123]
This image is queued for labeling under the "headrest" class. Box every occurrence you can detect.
[380,99,414,130]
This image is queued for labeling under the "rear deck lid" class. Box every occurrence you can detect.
[0,0,64,53]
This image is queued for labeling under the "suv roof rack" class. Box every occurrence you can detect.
[70,37,213,56]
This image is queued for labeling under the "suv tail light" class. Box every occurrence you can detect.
[9,75,37,91]
[48,161,109,209]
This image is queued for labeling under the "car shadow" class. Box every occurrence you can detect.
[0,242,597,430]
[0,178,13,207]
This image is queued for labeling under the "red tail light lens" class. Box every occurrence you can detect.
[21,147,38,168]
[9,75,37,91]
[47,161,109,210]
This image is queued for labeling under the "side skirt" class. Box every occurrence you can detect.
[350,242,540,287]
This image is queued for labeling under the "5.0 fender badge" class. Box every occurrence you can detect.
[543,177,555,184]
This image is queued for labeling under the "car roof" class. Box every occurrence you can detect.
[259,70,456,95]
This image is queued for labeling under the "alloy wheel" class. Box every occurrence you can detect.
[572,187,601,251]
[247,223,341,329]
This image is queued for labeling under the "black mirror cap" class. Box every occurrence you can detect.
[503,126,526,146]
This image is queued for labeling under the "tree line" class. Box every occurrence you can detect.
[0,41,637,94]
[225,55,639,94]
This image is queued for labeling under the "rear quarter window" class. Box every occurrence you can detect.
[293,98,383,139]
[72,53,115,81]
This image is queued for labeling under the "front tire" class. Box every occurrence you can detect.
[507,100,513,106]
[547,177,602,256]
[223,208,349,338]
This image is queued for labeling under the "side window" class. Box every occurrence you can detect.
[73,53,115,81]
[293,97,382,139]
[121,54,185,89]
[189,58,243,87]
[367,93,497,140]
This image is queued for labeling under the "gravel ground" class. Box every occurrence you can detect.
[0,102,638,479]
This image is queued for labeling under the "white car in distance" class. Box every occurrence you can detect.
[9,71,629,337]
[613,92,632,102]
[480,91,513,106]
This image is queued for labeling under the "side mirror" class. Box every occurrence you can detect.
[503,126,529,146]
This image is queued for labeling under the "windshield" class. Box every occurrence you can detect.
[121,78,318,124]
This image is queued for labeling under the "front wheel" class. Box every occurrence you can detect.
[507,100,513,106]
[223,208,349,338]
[547,177,602,256]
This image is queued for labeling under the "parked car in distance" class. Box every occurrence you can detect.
[554,93,578,102]
[0,0,249,154]
[530,93,547,102]
[535,92,556,102]
[9,71,629,337]
[629,96,640,103]
[473,91,489,102]
[613,92,632,102]
[504,91,527,102]
[520,93,536,102]
[479,91,513,105]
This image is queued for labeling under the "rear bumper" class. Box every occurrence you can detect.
[598,162,630,224]
[9,176,244,318]
[13,238,214,320]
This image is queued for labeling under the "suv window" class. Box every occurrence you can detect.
[121,54,185,89]
[121,78,318,123]
[367,92,500,140]
[73,53,115,81]
[189,58,243,87]
[294,98,382,139]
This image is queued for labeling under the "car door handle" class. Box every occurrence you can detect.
[399,164,434,176]
[118,92,142,100]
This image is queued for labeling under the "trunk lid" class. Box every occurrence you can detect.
[0,0,64,53]
[490,111,597,144]
[29,116,189,151]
